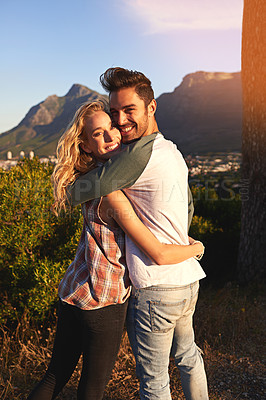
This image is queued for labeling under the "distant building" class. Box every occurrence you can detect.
[49,155,58,164]
[40,157,49,164]
[7,151,12,160]
[29,151,35,160]
[19,151,25,159]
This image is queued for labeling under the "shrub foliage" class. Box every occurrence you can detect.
[0,158,82,323]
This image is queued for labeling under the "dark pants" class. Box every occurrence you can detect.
[27,299,128,400]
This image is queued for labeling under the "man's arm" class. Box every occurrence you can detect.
[67,134,157,206]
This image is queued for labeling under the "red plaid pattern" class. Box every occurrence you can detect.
[58,199,131,309]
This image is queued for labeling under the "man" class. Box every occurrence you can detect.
[68,67,208,399]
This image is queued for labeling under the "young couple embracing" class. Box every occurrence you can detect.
[27,67,208,400]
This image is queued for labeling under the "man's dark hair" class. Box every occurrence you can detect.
[100,67,154,107]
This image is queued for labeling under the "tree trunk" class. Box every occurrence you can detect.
[237,0,266,283]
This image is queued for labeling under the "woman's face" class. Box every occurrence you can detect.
[82,111,121,161]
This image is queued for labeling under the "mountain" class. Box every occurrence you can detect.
[0,72,242,158]
[0,84,107,158]
[156,71,242,154]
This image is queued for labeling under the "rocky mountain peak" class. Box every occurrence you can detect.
[65,84,93,98]
[179,71,239,90]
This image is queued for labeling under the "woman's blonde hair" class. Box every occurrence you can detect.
[51,100,107,215]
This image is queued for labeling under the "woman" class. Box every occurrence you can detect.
[27,101,204,400]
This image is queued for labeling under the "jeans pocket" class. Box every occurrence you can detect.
[150,299,186,333]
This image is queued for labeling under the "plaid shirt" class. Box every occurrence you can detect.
[58,198,130,309]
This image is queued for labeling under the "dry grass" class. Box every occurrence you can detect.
[1,283,265,400]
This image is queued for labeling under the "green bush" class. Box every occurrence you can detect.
[0,158,82,323]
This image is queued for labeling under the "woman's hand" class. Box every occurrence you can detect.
[188,237,205,260]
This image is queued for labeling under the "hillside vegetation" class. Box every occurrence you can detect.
[0,158,83,323]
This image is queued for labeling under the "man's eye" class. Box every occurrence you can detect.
[93,131,102,137]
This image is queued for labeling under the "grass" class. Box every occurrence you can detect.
[1,282,265,400]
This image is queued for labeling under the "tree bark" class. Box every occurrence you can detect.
[237,0,266,283]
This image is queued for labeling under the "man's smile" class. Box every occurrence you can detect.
[119,125,135,135]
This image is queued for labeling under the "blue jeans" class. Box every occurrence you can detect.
[126,281,208,400]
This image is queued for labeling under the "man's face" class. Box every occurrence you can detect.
[109,87,156,143]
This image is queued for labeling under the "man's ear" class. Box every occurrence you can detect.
[80,142,92,153]
[148,99,157,117]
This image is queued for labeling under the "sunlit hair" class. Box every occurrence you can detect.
[51,100,107,215]
[100,67,154,107]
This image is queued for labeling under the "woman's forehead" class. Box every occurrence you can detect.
[85,111,111,131]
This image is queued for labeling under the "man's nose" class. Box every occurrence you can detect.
[116,111,128,126]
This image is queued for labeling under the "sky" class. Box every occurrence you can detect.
[0,0,243,133]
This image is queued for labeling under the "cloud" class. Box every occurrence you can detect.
[120,0,243,34]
